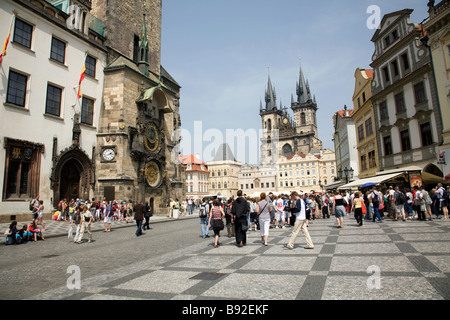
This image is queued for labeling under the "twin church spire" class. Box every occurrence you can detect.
[260,66,316,114]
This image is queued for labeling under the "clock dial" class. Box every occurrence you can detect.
[145,123,159,152]
[144,161,161,187]
[103,148,115,161]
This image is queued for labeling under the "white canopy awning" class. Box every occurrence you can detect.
[338,173,404,190]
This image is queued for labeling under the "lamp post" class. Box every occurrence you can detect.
[338,167,354,184]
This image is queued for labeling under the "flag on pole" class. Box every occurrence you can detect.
[0,14,15,64]
[77,55,87,99]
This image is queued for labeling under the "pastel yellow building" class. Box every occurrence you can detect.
[424,1,450,178]
[352,68,380,178]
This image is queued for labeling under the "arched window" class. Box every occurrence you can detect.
[301,112,306,125]
[268,119,272,131]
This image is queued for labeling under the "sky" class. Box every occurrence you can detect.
[160,0,430,164]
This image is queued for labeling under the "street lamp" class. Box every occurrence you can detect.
[342,167,354,184]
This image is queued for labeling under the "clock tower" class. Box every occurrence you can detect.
[92,0,185,212]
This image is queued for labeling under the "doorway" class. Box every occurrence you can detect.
[59,161,81,201]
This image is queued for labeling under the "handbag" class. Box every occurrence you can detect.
[241,218,249,232]
[213,219,224,231]
[361,200,367,215]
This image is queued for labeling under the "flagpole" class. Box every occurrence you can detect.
[0,11,16,64]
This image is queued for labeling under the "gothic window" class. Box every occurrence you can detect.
[282,144,293,157]
[300,112,306,125]
[268,119,272,131]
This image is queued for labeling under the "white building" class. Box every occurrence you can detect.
[370,9,443,184]
[238,164,276,197]
[276,149,337,193]
[333,107,359,183]
[0,0,107,221]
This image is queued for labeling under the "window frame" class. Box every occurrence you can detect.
[45,83,63,117]
[6,69,28,108]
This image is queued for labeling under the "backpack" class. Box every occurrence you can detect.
[371,192,380,205]
[199,205,207,218]
[397,191,406,204]
[443,188,449,201]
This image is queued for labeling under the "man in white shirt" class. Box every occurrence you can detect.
[274,195,286,229]
[284,192,314,250]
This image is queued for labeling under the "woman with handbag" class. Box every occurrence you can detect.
[208,199,225,248]
[351,191,365,226]
[256,193,272,246]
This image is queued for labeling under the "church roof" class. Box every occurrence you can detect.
[213,144,237,162]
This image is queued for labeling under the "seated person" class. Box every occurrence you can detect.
[4,221,18,245]
[29,221,45,242]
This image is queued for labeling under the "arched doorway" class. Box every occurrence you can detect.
[59,160,81,201]
[51,146,94,208]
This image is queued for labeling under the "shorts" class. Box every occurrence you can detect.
[335,205,346,218]
[276,211,285,221]
[104,216,112,224]
[395,204,404,213]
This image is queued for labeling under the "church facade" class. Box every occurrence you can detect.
[260,67,323,165]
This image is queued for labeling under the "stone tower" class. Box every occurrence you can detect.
[91,0,185,213]
[260,65,323,165]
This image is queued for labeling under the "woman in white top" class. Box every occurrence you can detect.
[256,193,272,246]
[36,200,46,231]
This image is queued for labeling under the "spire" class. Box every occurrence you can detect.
[265,74,277,110]
[137,1,149,76]
[296,67,309,103]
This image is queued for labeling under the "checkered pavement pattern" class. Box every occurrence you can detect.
[27,217,450,300]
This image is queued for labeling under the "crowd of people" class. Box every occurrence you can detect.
[4,182,449,246]
[4,196,154,245]
[196,182,450,249]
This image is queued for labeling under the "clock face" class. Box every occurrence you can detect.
[102,148,115,161]
[145,123,159,152]
[144,161,161,187]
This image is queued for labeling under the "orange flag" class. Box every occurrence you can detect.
[77,57,86,99]
[0,15,15,64]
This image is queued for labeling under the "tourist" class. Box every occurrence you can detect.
[414,186,426,220]
[256,192,272,246]
[76,206,93,243]
[4,221,18,245]
[208,199,225,248]
[143,202,152,230]
[393,187,406,221]
[431,189,441,219]
[333,191,347,228]
[370,187,383,223]
[199,199,210,238]
[283,191,314,250]
[421,186,433,221]
[351,192,365,226]
[224,200,234,238]
[35,200,46,231]
[231,190,250,247]
[104,201,113,232]
[249,198,258,231]
[133,201,145,237]
[274,194,286,228]
[436,183,449,219]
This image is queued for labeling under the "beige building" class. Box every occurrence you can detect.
[276,149,337,194]
[238,164,276,197]
[207,144,241,200]
[423,1,450,179]
[352,68,380,179]
[179,154,209,200]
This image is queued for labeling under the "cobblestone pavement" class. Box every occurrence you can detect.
[19,215,450,301]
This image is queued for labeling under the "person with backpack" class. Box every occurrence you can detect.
[370,187,383,223]
[283,191,314,250]
[393,186,407,221]
[421,186,433,221]
[199,199,210,238]
[224,199,235,238]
